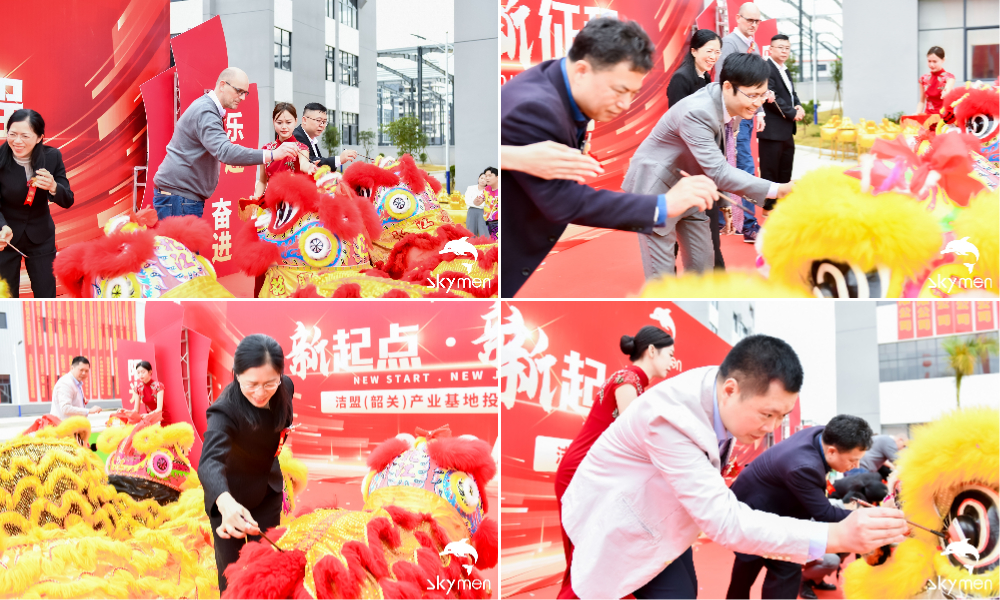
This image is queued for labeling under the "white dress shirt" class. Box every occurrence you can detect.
[308,135,342,168]
[723,103,779,199]
[770,56,794,97]
[50,372,89,419]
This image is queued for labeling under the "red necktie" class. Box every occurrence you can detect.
[747,40,756,54]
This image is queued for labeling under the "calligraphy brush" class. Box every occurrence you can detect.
[855,499,948,539]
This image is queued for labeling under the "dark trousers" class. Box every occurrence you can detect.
[759,138,795,211]
[726,551,803,599]
[152,188,204,220]
[706,203,725,269]
[0,237,57,298]
[633,547,698,599]
[209,485,283,593]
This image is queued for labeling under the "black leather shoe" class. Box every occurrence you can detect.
[813,581,837,591]
[799,582,818,599]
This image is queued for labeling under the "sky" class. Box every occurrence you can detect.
[375,0,455,80]
[376,0,454,51]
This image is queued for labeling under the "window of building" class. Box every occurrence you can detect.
[274,28,292,71]
[326,0,335,19]
[0,312,6,329]
[340,50,359,87]
[325,46,336,82]
[339,0,358,29]
[918,0,999,81]
[0,375,10,404]
[878,331,1000,382]
[342,112,359,146]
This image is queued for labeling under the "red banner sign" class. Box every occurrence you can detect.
[975,301,997,331]
[915,301,934,337]
[935,302,955,335]
[954,301,974,333]
[897,301,914,339]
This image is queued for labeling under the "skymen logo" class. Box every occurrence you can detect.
[927,237,993,294]
[425,538,491,593]
[426,237,491,292]
[941,237,980,274]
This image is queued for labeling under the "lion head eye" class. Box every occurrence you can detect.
[966,113,997,139]
[810,261,890,298]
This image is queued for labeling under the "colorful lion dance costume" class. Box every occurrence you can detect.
[53,210,233,298]
[222,429,499,599]
[234,154,498,298]
[844,407,999,598]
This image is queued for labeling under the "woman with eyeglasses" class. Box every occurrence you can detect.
[0,109,74,297]
[198,334,295,593]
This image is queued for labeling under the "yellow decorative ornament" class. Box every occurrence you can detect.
[641,270,812,298]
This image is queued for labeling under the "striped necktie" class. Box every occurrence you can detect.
[748,40,757,54]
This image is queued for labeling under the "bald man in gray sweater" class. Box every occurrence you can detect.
[152,67,299,219]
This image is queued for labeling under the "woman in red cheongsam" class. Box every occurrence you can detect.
[554,325,676,599]
[128,360,165,418]
[916,46,955,116]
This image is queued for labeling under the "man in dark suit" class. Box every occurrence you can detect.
[500,17,720,297]
[759,34,803,213]
[293,102,358,171]
[725,414,874,600]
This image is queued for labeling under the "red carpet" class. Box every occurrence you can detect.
[516,208,765,298]
[506,538,850,599]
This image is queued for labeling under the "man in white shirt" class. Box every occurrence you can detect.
[293,103,358,170]
[560,335,908,599]
[759,34,804,215]
[50,356,102,420]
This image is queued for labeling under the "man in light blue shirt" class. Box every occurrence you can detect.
[50,356,102,420]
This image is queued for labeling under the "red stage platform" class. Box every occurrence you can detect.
[506,537,850,599]
[516,206,766,298]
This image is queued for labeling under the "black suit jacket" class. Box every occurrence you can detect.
[198,375,294,516]
[292,124,338,170]
[729,426,852,524]
[666,63,712,108]
[760,59,801,141]
[500,59,660,297]
[0,145,74,248]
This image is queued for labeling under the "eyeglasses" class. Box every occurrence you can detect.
[738,15,762,25]
[223,80,250,98]
[239,378,281,393]
[5,132,37,142]
[737,88,768,102]
[304,115,329,127]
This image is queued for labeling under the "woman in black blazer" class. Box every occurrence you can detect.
[666,29,721,108]
[198,334,295,593]
[0,109,74,297]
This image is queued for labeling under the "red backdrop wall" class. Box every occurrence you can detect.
[1,0,170,295]
[500,0,779,190]
[499,300,800,595]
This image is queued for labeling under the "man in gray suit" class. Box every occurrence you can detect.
[719,1,771,243]
[623,53,792,279]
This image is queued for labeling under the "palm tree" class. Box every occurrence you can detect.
[942,334,999,407]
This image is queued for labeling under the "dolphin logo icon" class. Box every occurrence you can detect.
[650,307,677,339]
[940,236,980,274]
[441,237,479,273]
[941,537,981,574]
[440,538,478,573]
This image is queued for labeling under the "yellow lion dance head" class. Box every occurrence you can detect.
[845,407,999,598]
